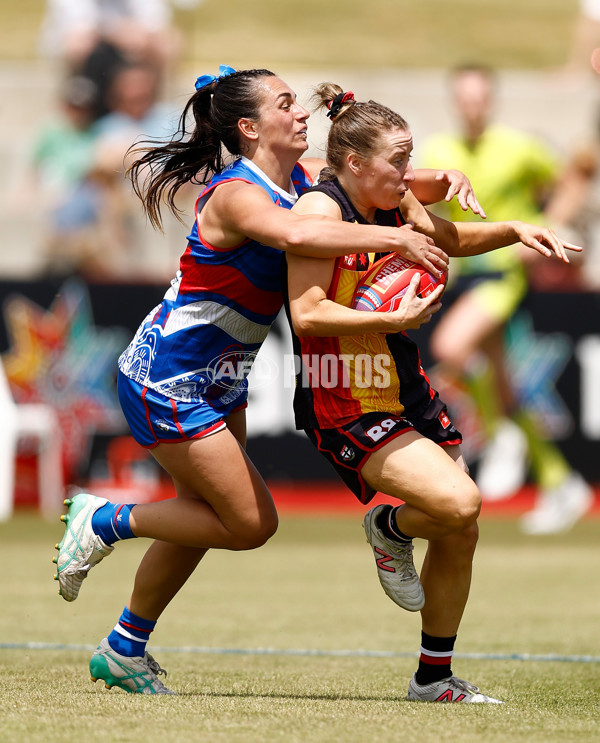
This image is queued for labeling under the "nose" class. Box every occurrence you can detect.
[404,161,416,182]
[295,102,310,121]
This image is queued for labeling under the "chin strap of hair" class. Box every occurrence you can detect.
[195,64,236,91]
[327,91,355,119]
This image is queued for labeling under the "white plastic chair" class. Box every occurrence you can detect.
[0,361,64,521]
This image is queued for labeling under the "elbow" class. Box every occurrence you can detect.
[291,314,314,338]
[281,219,320,254]
[283,227,310,254]
[440,224,461,256]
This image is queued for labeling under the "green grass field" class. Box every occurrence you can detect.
[0,0,581,69]
[1,512,598,742]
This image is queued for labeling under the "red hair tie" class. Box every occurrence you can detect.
[327,91,355,118]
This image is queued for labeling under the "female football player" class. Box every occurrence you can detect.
[285,83,580,703]
[53,66,485,694]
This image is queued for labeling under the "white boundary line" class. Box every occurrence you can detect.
[1,642,599,664]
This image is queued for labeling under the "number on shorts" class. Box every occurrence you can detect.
[365,418,397,442]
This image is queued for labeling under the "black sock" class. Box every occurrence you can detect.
[376,505,412,542]
[415,631,457,686]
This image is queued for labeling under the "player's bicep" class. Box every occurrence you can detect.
[288,191,341,310]
[207,182,294,247]
[286,252,336,332]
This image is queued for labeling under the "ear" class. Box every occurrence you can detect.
[238,117,259,141]
[347,152,363,177]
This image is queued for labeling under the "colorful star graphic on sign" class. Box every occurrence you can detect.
[1,279,129,477]
[506,311,573,439]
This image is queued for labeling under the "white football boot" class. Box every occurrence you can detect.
[362,505,424,612]
[53,492,114,601]
[407,674,503,703]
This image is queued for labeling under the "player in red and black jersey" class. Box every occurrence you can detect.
[286,83,580,703]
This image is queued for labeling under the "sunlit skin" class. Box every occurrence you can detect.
[338,129,416,222]
[240,77,310,188]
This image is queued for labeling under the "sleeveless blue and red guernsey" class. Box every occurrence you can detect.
[119,157,313,410]
[285,178,437,431]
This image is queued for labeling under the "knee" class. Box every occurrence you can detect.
[438,482,481,533]
[228,512,279,551]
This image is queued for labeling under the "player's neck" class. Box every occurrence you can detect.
[337,175,377,224]
[247,149,298,192]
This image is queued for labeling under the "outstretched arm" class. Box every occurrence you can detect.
[400,189,582,263]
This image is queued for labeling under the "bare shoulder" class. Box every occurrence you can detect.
[209,178,273,212]
[293,189,342,219]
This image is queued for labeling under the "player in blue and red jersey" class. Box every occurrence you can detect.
[53,65,489,694]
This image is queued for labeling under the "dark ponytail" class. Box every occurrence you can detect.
[127,68,275,230]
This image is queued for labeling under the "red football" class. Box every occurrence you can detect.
[352,254,447,312]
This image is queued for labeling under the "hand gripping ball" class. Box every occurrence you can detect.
[352,254,447,312]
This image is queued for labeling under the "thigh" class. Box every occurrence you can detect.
[150,425,276,526]
[361,430,475,518]
[225,407,248,449]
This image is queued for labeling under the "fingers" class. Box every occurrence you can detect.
[466,192,487,219]
[517,223,577,263]
[424,301,443,321]
[540,229,569,263]
[419,251,448,278]
[440,171,487,218]
[394,222,449,279]
[429,283,446,301]
[402,272,421,301]
[525,237,552,258]
[443,182,460,204]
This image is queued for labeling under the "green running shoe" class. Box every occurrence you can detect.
[90,638,174,695]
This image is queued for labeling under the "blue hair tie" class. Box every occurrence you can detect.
[195,64,236,91]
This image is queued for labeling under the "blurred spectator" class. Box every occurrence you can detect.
[18,75,98,213]
[13,60,181,282]
[38,0,187,120]
[9,74,110,278]
[422,64,593,535]
[39,0,181,69]
[544,103,600,290]
[46,62,180,281]
[94,62,177,146]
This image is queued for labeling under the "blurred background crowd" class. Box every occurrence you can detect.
[2,0,600,284]
[0,0,599,534]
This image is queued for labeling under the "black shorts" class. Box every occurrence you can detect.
[304,397,462,504]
